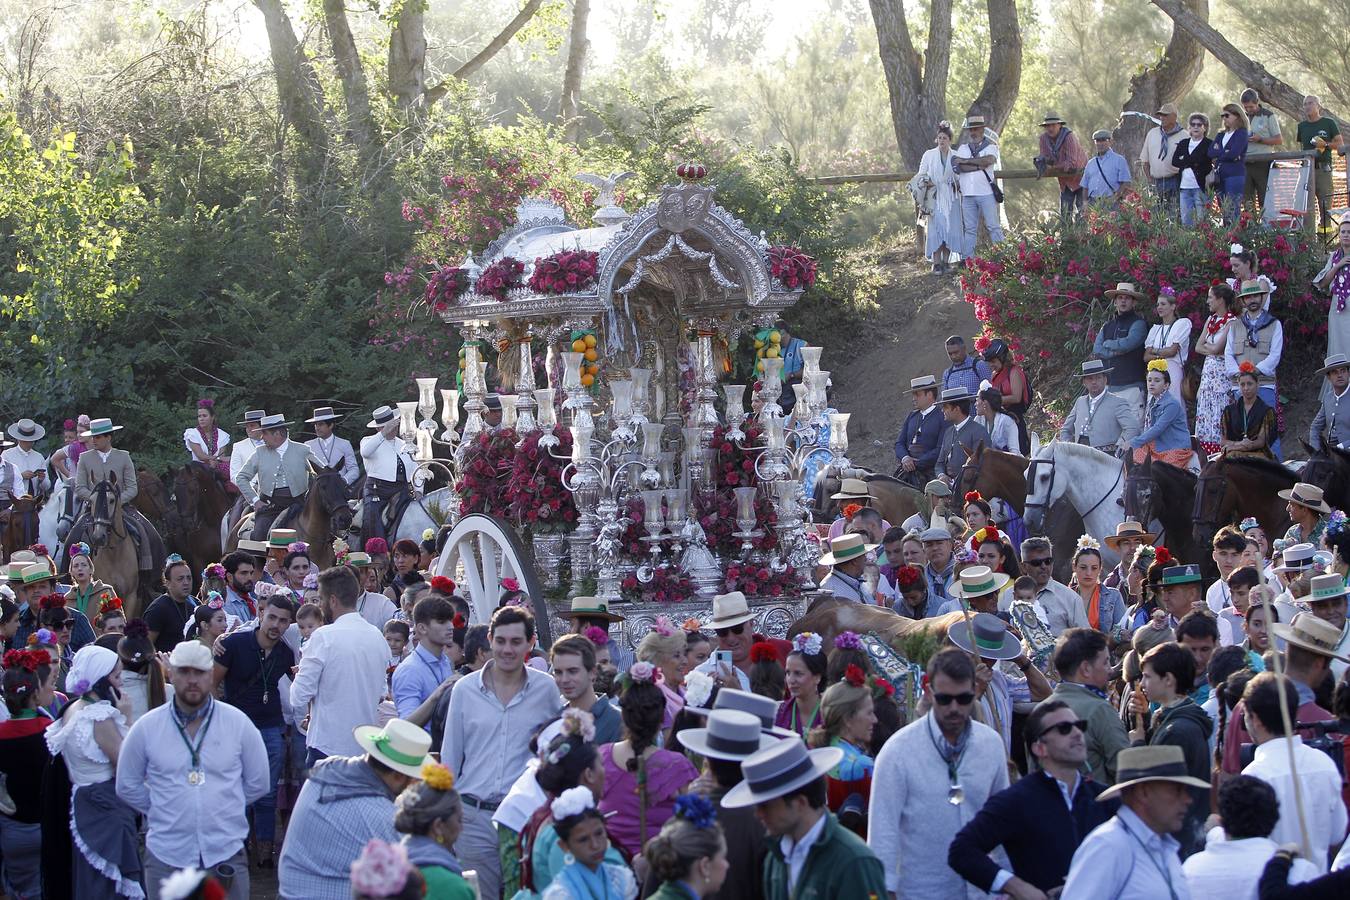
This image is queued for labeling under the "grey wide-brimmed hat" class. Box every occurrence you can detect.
[1318,353,1350,375]
[367,405,398,429]
[940,386,976,404]
[237,409,266,426]
[948,611,1022,661]
[258,413,292,430]
[910,375,938,391]
[7,419,45,442]
[1077,359,1115,378]
[721,739,842,809]
[677,709,781,761]
[685,688,797,738]
[305,406,343,423]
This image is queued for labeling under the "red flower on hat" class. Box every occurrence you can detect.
[1155,546,1173,565]
[430,576,456,595]
[844,664,866,687]
[750,642,779,664]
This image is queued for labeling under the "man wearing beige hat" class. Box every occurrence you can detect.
[1036,111,1088,221]
[1279,482,1331,545]
[952,115,1005,258]
[693,592,759,691]
[1304,570,1350,679]
[1092,283,1148,410]
[3,418,50,500]
[234,413,321,542]
[818,533,875,603]
[117,641,270,900]
[1308,353,1350,451]
[1062,745,1210,897]
[894,374,948,488]
[1137,102,1184,210]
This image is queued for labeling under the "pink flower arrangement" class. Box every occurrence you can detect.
[768,245,818,289]
[349,839,411,897]
[474,256,525,301]
[629,661,656,682]
[424,265,467,311]
[620,564,696,605]
[454,428,519,517]
[529,249,599,295]
[584,625,610,646]
[724,562,797,598]
[506,429,577,534]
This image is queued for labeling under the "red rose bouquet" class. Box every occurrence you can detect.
[529,250,599,295]
[768,245,818,289]
[454,428,518,516]
[506,429,577,534]
[425,265,467,311]
[620,564,696,605]
[475,257,524,301]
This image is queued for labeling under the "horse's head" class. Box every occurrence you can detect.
[1022,444,1062,534]
[1191,455,1230,549]
[1124,455,1156,527]
[956,444,983,499]
[311,466,354,534]
[170,465,207,531]
[87,479,117,549]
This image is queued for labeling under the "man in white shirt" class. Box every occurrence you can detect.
[1206,527,1247,616]
[346,551,399,629]
[951,116,1004,259]
[360,405,418,546]
[304,406,360,487]
[227,410,265,535]
[289,566,389,768]
[817,533,873,603]
[2,419,49,500]
[1183,774,1319,899]
[1136,102,1183,206]
[1240,672,1347,871]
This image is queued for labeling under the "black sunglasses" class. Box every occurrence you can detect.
[715,623,746,637]
[1038,719,1089,739]
[50,620,72,630]
[1024,557,1054,567]
[933,691,976,706]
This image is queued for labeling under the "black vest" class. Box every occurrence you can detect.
[1100,312,1145,386]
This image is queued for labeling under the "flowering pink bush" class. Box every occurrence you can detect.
[961,197,1326,419]
[529,249,599,295]
[474,257,524,301]
[768,245,818,289]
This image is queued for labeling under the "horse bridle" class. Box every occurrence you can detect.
[1024,453,1124,522]
[1193,467,1229,529]
[89,480,126,545]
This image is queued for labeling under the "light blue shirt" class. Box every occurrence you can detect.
[1081,149,1133,199]
[391,643,452,724]
[223,586,255,624]
[1062,805,1191,899]
[115,697,270,869]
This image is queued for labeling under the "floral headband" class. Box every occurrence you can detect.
[37,594,66,611]
[69,542,92,559]
[954,547,979,564]
[287,541,309,555]
[500,577,520,593]
[895,565,923,590]
[420,761,454,791]
[973,525,1000,545]
[26,629,54,647]
[1146,358,1169,374]
[628,661,658,683]
[551,785,597,821]
[27,543,49,558]
[833,630,862,650]
[203,563,227,581]
[98,596,124,616]
[205,591,225,610]
[750,641,779,663]
[197,398,215,410]
[964,491,983,503]
[1239,517,1261,533]
[792,632,823,656]
[651,615,677,638]
[1075,534,1101,553]
[2,649,45,673]
[672,793,718,829]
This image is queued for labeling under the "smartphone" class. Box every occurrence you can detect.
[715,649,733,668]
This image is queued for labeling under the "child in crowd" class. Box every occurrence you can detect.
[542,787,637,900]
[295,602,323,646]
[385,619,411,668]
[1012,575,1037,606]
[1223,566,1261,640]
[94,597,126,638]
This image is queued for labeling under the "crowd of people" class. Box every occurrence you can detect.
[909,90,1346,273]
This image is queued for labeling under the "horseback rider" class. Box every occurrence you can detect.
[1056,358,1140,454]
[4,418,51,501]
[72,417,155,570]
[184,398,233,484]
[0,435,15,517]
[360,405,418,546]
[935,386,990,482]
[226,409,266,535]
[304,406,360,488]
[233,413,322,542]
[894,375,947,488]
[1309,353,1350,452]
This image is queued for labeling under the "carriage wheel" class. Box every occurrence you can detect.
[432,514,553,647]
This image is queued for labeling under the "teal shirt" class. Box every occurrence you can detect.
[530,821,627,895]
[763,811,887,900]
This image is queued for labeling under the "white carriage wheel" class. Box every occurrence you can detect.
[433,514,553,646]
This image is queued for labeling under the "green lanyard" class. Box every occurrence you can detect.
[173,703,215,782]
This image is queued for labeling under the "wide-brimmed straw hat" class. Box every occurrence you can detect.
[1105,282,1147,301]
[1308,572,1350,604]
[722,739,842,808]
[6,419,45,442]
[1273,542,1316,573]
[565,596,625,624]
[708,592,755,630]
[1317,354,1350,375]
[1277,483,1332,515]
[1271,612,1350,662]
[950,566,1011,600]
[947,611,1022,660]
[677,709,780,760]
[830,478,872,501]
[1096,745,1212,801]
[353,719,433,779]
[1104,520,1157,549]
[80,418,123,439]
[818,533,878,567]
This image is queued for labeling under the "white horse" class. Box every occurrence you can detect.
[348,486,455,546]
[1023,441,1124,569]
[38,479,68,557]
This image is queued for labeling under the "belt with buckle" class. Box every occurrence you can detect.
[462,795,501,812]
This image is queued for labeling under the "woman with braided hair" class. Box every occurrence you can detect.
[0,648,54,898]
[599,664,698,858]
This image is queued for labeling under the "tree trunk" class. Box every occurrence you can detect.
[388,0,427,110]
[966,0,1022,135]
[1115,0,1208,168]
[1150,0,1343,125]
[251,0,329,154]
[322,0,382,178]
[559,0,592,142]
[868,0,954,170]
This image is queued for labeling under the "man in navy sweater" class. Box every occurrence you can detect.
[949,699,1115,897]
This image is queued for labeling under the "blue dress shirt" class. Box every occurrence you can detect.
[392,643,452,724]
[1081,149,1133,199]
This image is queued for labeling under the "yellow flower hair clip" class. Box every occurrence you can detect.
[421,761,454,791]
[1146,358,1169,374]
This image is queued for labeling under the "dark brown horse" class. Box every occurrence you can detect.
[1124,456,1198,562]
[132,468,172,542]
[1298,440,1350,513]
[225,466,352,569]
[812,471,925,531]
[1193,454,1295,555]
[956,445,1029,516]
[170,463,234,577]
[1,497,42,559]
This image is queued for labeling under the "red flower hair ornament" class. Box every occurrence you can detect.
[963,491,983,503]
[1154,546,1173,566]
[430,576,456,595]
[843,664,867,687]
[750,642,780,664]
[895,565,923,590]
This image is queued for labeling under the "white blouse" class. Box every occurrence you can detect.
[45,701,126,786]
[1145,318,1192,365]
[183,427,231,460]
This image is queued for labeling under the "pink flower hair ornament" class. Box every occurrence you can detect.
[349,838,411,898]
[584,625,609,646]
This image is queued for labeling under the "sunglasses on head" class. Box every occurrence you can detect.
[1025,557,1054,567]
[1037,719,1089,739]
[933,691,976,706]
[716,623,746,637]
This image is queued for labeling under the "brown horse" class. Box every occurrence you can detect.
[171,463,234,578]
[225,466,353,569]
[812,471,925,531]
[1298,440,1350,513]
[83,479,143,618]
[132,468,172,537]
[1192,455,1295,555]
[1,497,42,559]
[956,445,1029,516]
